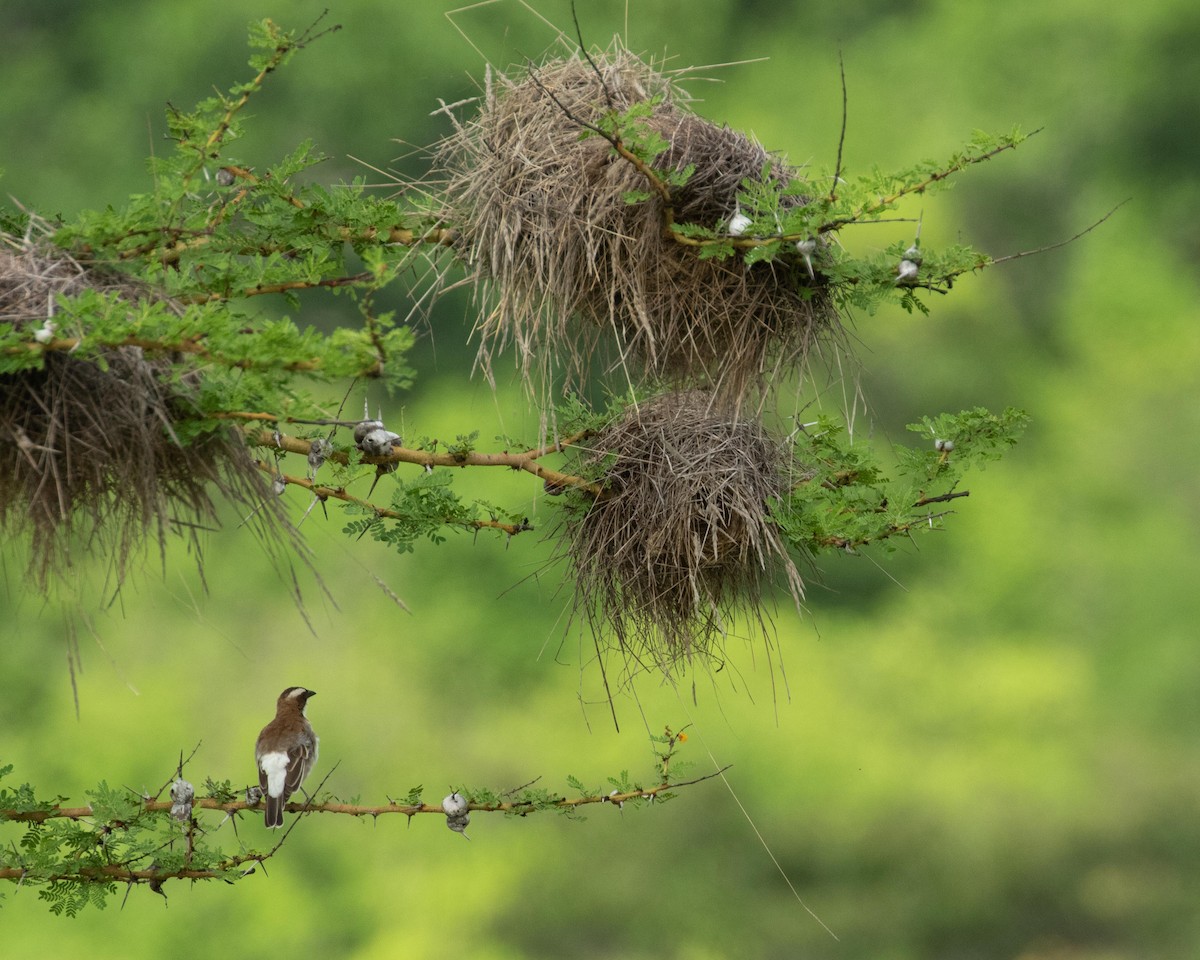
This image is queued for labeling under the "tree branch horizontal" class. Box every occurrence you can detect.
[0,767,727,825]
[246,424,604,497]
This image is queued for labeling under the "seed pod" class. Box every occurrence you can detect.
[307,437,331,475]
[359,428,401,459]
[794,238,817,280]
[33,320,56,344]
[354,419,386,445]
[728,211,752,237]
[442,792,469,817]
[169,779,195,822]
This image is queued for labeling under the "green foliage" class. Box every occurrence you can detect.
[0,764,244,916]
[0,764,64,815]
[0,726,705,913]
[0,23,1032,914]
[772,407,1029,553]
[3,18,421,426]
[0,22,1030,577]
[341,471,480,552]
[596,91,1029,316]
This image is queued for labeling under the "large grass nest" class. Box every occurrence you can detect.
[0,236,288,593]
[557,390,804,678]
[434,44,840,402]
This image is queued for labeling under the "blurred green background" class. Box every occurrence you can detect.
[2,1,1198,957]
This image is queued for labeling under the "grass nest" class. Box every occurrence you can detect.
[0,235,287,594]
[557,390,804,677]
[434,44,840,402]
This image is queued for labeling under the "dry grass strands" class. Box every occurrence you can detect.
[557,390,804,679]
[0,239,289,594]
[434,44,839,402]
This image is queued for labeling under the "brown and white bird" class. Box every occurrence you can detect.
[254,686,319,828]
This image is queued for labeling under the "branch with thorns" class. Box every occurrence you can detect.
[241,422,604,498]
[251,459,533,536]
[0,770,724,828]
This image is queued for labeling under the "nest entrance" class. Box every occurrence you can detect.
[435,43,840,403]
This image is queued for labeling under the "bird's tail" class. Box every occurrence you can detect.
[264,794,285,828]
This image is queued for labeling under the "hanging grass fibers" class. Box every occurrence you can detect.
[0,237,287,594]
[557,390,804,677]
[435,43,839,401]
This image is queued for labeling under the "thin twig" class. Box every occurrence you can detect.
[987,199,1128,268]
[251,460,534,537]
[570,0,616,113]
[829,51,848,205]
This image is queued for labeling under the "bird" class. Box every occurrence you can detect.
[254,686,319,828]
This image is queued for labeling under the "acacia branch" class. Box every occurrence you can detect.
[819,129,1043,234]
[816,509,958,550]
[6,334,324,373]
[245,424,604,497]
[0,865,238,883]
[1,768,726,825]
[179,271,373,304]
[668,131,1040,253]
[251,460,533,536]
[109,197,457,265]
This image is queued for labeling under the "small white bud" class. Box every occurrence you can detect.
[445,812,471,837]
[271,476,287,496]
[897,259,920,283]
[904,244,923,265]
[728,212,752,237]
[934,438,955,453]
[33,320,56,344]
[215,167,236,187]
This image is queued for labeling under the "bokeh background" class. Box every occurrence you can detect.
[3,1,1198,957]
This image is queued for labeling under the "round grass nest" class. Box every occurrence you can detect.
[0,236,286,593]
[557,389,804,676]
[434,45,840,401]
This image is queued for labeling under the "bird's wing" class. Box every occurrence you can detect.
[283,740,314,796]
